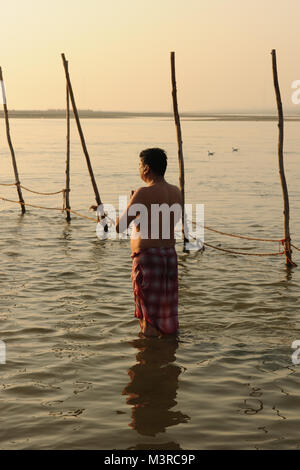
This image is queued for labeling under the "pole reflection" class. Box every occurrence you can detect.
[122,336,190,437]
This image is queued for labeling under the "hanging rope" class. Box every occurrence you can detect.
[0,195,98,221]
[203,241,285,257]
[0,181,66,195]
[291,243,300,252]
[0,196,64,212]
[17,183,66,196]
[65,208,97,222]
[0,190,293,247]
[202,224,282,243]
[188,218,283,243]
[0,194,299,259]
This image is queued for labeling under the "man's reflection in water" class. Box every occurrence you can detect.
[122,336,190,437]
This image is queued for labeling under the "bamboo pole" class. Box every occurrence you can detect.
[65,60,71,222]
[0,67,26,214]
[170,51,188,251]
[271,49,296,267]
[61,53,107,230]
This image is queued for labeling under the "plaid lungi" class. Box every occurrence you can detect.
[131,246,179,335]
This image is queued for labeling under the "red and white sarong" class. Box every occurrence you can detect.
[131,247,179,335]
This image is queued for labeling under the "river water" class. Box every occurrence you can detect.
[0,117,300,449]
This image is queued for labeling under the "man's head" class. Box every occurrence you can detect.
[139,148,167,182]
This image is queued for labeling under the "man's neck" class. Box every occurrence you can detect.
[146,177,165,186]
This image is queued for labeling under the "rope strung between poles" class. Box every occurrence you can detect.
[0,195,98,221]
[188,218,284,243]
[0,192,294,247]
[0,195,114,223]
[291,243,300,252]
[203,242,285,257]
[65,208,97,222]
[188,219,299,260]
[0,181,66,196]
[17,183,66,196]
[1,195,299,257]
[0,196,65,212]
[278,238,298,267]
[202,224,283,243]
[189,231,286,257]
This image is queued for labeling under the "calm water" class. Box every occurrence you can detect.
[0,117,300,450]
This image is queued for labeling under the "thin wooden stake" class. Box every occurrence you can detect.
[0,67,25,214]
[170,51,188,251]
[61,53,107,230]
[271,49,296,267]
[65,60,71,222]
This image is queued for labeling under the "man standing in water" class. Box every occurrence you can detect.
[116,148,182,338]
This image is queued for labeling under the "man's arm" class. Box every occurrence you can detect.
[116,187,146,233]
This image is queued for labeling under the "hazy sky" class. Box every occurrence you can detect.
[1,0,300,112]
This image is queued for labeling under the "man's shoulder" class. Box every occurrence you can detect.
[134,186,147,193]
[166,182,181,193]
[134,186,148,197]
[166,182,182,202]
[132,183,181,203]
[129,186,148,204]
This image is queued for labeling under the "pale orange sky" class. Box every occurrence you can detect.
[1,0,300,112]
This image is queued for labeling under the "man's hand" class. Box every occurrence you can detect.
[116,188,145,233]
[89,204,108,227]
[90,204,107,216]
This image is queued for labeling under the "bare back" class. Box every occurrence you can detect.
[129,181,182,253]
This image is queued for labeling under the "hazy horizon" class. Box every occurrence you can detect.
[1,1,300,114]
[2,108,300,115]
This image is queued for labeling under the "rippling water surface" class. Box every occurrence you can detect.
[0,117,300,449]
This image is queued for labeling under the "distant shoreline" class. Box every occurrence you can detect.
[1,110,300,121]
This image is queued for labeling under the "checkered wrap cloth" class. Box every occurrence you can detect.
[131,246,179,335]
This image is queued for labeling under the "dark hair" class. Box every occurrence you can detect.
[139,148,167,176]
